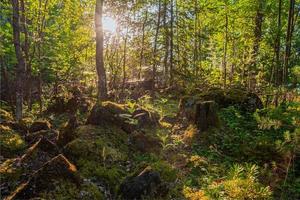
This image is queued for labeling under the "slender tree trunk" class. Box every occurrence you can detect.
[11,0,26,121]
[163,0,169,86]
[169,0,174,86]
[274,0,282,86]
[193,0,198,76]
[249,0,264,91]
[222,11,228,88]
[139,10,147,80]
[95,0,107,100]
[283,0,295,84]
[20,0,33,110]
[121,28,128,95]
[152,0,162,92]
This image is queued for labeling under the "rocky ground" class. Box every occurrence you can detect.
[0,87,298,199]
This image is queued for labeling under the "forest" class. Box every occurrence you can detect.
[0,0,300,199]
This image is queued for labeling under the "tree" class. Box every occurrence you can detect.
[11,0,26,121]
[95,0,107,100]
[283,0,296,84]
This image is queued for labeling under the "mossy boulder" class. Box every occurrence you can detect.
[132,108,160,128]
[57,115,78,147]
[119,166,167,199]
[87,101,135,134]
[0,125,26,158]
[64,125,129,164]
[129,131,162,154]
[195,101,220,132]
[25,129,58,143]
[5,154,82,200]
[40,180,104,200]
[78,159,126,192]
[179,88,263,122]
[0,108,13,123]
[0,158,23,197]
[29,120,51,133]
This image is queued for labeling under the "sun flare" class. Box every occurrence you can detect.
[103,16,117,33]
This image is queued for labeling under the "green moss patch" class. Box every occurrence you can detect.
[0,125,26,157]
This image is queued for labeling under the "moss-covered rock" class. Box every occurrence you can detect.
[40,180,104,200]
[119,166,167,199]
[29,120,51,133]
[78,159,126,190]
[86,102,136,134]
[64,125,129,164]
[132,108,160,128]
[129,131,162,154]
[0,108,13,123]
[5,154,81,200]
[0,125,26,158]
[179,88,263,122]
[57,115,78,147]
[0,158,23,197]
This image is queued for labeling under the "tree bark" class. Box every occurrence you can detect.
[152,0,162,91]
[11,0,26,121]
[169,0,174,86]
[249,0,264,91]
[95,0,107,100]
[139,10,147,80]
[283,0,295,84]
[163,0,169,86]
[274,0,282,86]
[222,10,228,88]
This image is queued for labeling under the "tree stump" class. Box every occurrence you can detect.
[195,101,219,132]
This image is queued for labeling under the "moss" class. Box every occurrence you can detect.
[225,88,247,103]
[78,159,126,190]
[150,161,178,183]
[0,158,23,189]
[40,180,104,200]
[64,125,128,163]
[0,125,26,157]
[101,101,127,114]
[0,108,13,123]
[29,119,51,133]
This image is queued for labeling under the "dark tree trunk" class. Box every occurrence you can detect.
[139,11,147,80]
[95,0,107,100]
[152,0,162,92]
[163,0,169,86]
[249,0,264,91]
[283,0,295,84]
[274,0,282,86]
[11,0,26,121]
[169,0,174,86]
[222,10,228,88]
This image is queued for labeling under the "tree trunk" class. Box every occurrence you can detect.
[95,0,107,100]
[169,0,174,86]
[163,0,169,86]
[20,0,33,110]
[11,0,26,121]
[283,0,295,84]
[249,0,264,91]
[222,10,228,88]
[274,0,282,86]
[139,11,148,80]
[121,28,128,95]
[152,0,162,92]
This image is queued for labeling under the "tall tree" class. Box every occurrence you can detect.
[274,0,282,86]
[249,0,264,90]
[152,0,162,91]
[11,0,26,121]
[283,0,295,84]
[95,0,107,100]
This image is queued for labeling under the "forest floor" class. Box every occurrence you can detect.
[0,88,299,200]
